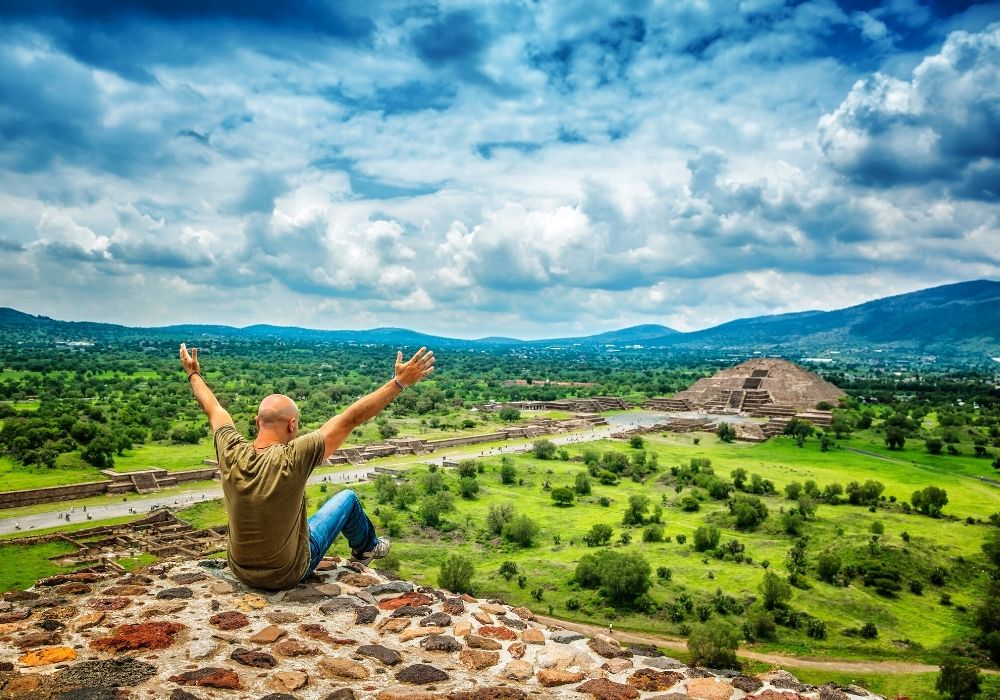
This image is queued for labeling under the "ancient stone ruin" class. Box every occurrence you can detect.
[0,555,884,700]
[643,359,844,440]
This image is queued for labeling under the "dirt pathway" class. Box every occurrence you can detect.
[534,614,956,675]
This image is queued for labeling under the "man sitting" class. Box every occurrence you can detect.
[179,343,434,590]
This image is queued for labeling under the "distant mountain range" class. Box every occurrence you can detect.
[2,279,998,357]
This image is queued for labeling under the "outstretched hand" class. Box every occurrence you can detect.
[395,347,435,387]
[179,343,200,376]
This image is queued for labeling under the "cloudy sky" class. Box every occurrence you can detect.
[1,0,999,338]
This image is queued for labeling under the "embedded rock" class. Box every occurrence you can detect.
[357,644,404,666]
[319,657,370,680]
[537,669,587,687]
[90,621,184,652]
[575,678,640,700]
[169,667,243,690]
[231,647,279,668]
[395,663,449,685]
[208,610,250,630]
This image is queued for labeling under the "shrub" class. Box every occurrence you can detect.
[912,486,949,517]
[458,477,480,499]
[816,552,841,583]
[870,520,884,535]
[499,458,517,485]
[583,523,614,547]
[598,496,611,507]
[806,618,827,640]
[910,579,924,595]
[486,503,515,536]
[925,438,943,455]
[693,525,721,552]
[517,575,527,588]
[860,621,878,639]
[623,495,651,525]
[574,550,652,606]
[457,460,478,478]
[498,560,518,580]
[574,472,592,495]
[681,496,700,512]
[676,534,687,545]
[643,524,665,543]
[728,494,769,529]
[743,611,777,641]
[656,566,672,580]
[419,492,455,527]
[438,553,475,593]
[503,514,540,547]
[531,586,544,601]
[687,621,740,669]
[760,571,792,610]
[424,471,445,494]
[532,439,557,459]
[936,656,983,700]
[550,486,575,506]
[716,422,737,442]
[629,435,645,449]
[566,597,581,610]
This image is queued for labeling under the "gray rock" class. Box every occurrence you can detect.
[395,663,449,684]
[550,630,585,643]
[284,586,332,604]
[356,644,403,666]
[421,635,463,652]
[732,675,764,693]
[364,581,413,596]
[354,605,379,625]
[322,689,359,700]
[156,587,193,600]
[319,597,364,614]
[199,559,228,569]
[420,612,452,627]
[642,656,685,670]
[819,685,851,700]
[500,616,527,630]
[57,659,157,688]
[54,690,122,700]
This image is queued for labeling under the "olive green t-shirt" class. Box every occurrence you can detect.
[214,424,326,590]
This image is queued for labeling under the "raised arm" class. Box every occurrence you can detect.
[179,343,234,434]
[318,347,435,458]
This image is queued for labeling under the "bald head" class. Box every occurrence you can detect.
[257,394,299,429]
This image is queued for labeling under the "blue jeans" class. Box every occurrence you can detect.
[302,489,377,581]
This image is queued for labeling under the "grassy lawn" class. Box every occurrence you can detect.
[0,455,104,491]
[0,539,80,591]
[242,431,996,667]
[113,439,215,472]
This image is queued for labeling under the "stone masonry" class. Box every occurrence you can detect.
[0,556,884,700]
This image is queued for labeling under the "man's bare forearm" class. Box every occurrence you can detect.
[189,374,223,417]
[336,379,403,430]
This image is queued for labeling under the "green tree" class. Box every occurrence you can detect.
[583,523,614,546]
[759,571,792,610]
[885,425,906,450]
[728,494,769,529]
[574,472,592,495]
[438,553,475,594]
[687,621,740,669]
[816,551,841,583]
[730,468,747,490]
[935,656,983,700]
[532,439,557,459]
[458,477,480,499]
[925,437,943,455]
[373,474,398,504]
[498,407,521,422]
[716,422,737,443]
[622,494,650,525]
[423,471,445,494]
[457,459,478,478]
[551,486,575,506]
[499,560,518,581]
[503,514,539,547]
[911,486,948,517]
[486,503,515,536]
[629,435,644,449]
[693,525,721,552]
[419,492,455,527]
[499,458,517,485]
[393,483,418,510]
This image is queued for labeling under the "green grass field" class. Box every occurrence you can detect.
[0,539,80,592]
[113,439,215,472]
[0,455,104,491]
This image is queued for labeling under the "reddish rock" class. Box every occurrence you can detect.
[87,597,131,611]
[15,631,62,649]
[754,692,806,700]
[231,647,278,668]
[627,669,683,691]
[466,634,502,650]
[588,636,631,659]
[73,611,106,632]
[521,629,544,644]
[268,670,308,692]
[686,677,736,700]
[169,667,242,690]
[338,572,382,587]
[458,649,500,670]
[4,675,44,693]
[39,605,77,620]
[538,668,587,686]
[442,598,465,615]
[55,583,92,596]
[378,592,434,610]
[209,610,250,630]
[575,678,640,700]
[378,618,412,634]
[249,625,287,644]
[103,585,148,597]
[510,606,534,621]
[319,657,370,680]
[602,658,633,674]
[37,573,103,587]
[508,642,526,659]
[91,621,185,652]
[298,623,334,644]
[18,646,77,666]
[450,688,528,699]
[478,625,516,641]
[0,609,32,623]
[273,639,319,657]
[472,611,492,625]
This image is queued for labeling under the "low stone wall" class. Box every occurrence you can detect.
[425,432,507,449]
[172,467,220,484]
[0,480,111,509]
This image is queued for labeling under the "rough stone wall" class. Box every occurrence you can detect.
[0,557,883,700]
[0,481,110,509]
